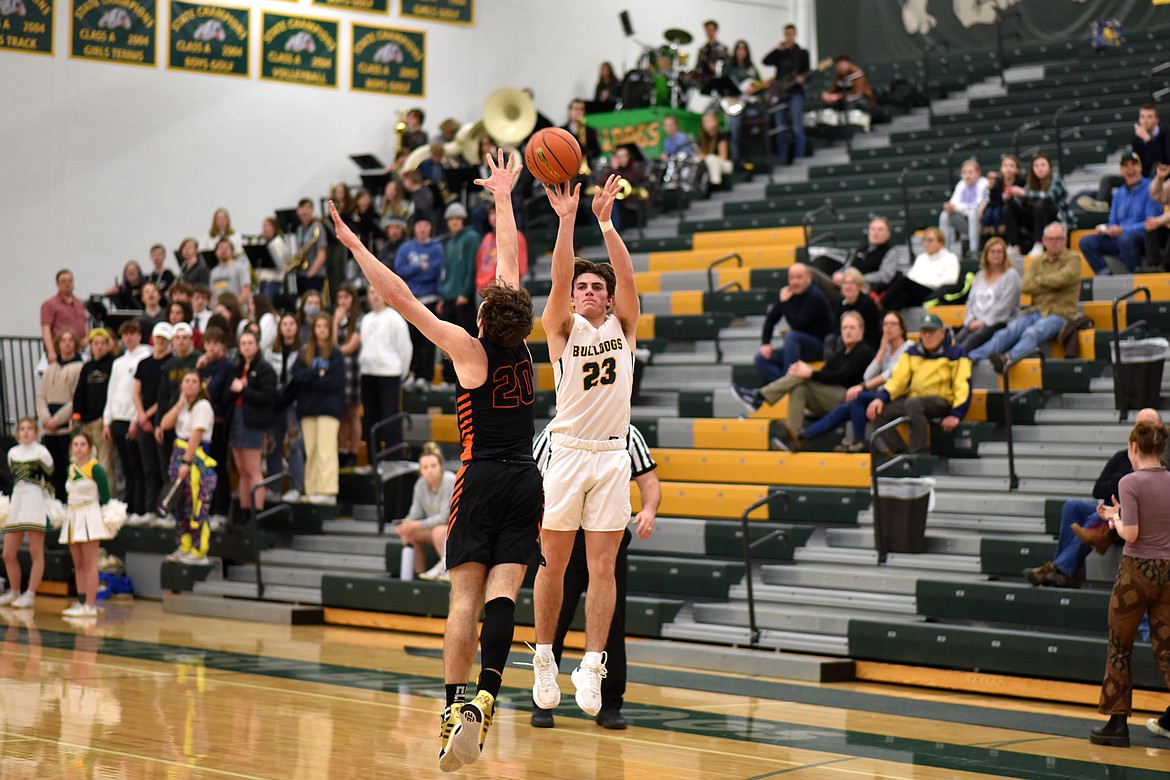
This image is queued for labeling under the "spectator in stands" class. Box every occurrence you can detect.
[380,179,411,222]
[953,238,1021,352]
[255,218,290,304]
[564,100,601,172]
[104,320,150,519]
[394,442,456,581]
[265,313,305,502]
[602,145,649,232]
[228,330,277,519]
[104,261,145,310]
[378,216,408,270]
[296,290,323,344]
[661,116,694,160]
[401,107,428,152]
[72,327,118,491]
[1079,105,1170,213]
[359,286,412,469]
[196,326,234,525]
[939,159,989,257]
[145,244,175,297]
[594,61,620,110]
[395,216,445,389]
[867,313,971,454]
[697,112,732,192]
[214,292,244,341]
[1080,152,1164,275]
[968,223,1081,372]
[36,328,82,499]
[802,311,913,453]
[723,39,761,165]
[809,217,900,298]
[763,24,811,161]
[835,268,882,351]
[208,237,252,304]
[439,203,480,383]
[345,188,382,267]
[433,118,460,146]
[249,294,278,352]
[732,312,874,451]
[1149,163,1170,271]
[190,284,212,333]
[1091,418,1170,748]
[696,19,729,89]
[159,369,217,564]
[132,323,172,522]
[1004,153,1069,256]
[476,203,529,294]
[290,313,345,505]
[137,282,166,333]
[177,238,210,287]
[400,170,442,228]
[755,263,835,383]
[1025,408,1163,590]
[295,198,329,296]
[332,285,363,469]
[41,269,88,363]
[155,322,202,466]
[981,154,1022,238]
[418,142,451,193]
[200,208,243,258]
[879,228,960,312]
[820,53,876,110]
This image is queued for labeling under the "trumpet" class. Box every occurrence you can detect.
[394,109,408,154]
[597,179,647,201]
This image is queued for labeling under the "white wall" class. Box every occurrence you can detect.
[0,0,811,337]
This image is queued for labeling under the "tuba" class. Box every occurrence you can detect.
[482,88,537,148]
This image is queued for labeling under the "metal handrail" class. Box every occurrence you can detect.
[1052,101,1082,174]
[802,199,838,250]
[706,252,743,295]
[714,280,744,294]
[1012,120,1043,160]
[738,489,789,646]
[370,412,414,463]
[868,416,911,564]
[1112,286,1152,421]
[249,472,288,600]
[1147,61,1170,104]
[373,441,414,536]
[1000,348,1044,490]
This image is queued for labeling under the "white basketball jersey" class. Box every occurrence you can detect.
[548,313,633,441]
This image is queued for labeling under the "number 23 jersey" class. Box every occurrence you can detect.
[548,313,633,441]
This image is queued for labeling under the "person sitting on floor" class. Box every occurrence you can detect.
[866,313,971,455]
[731,311,874,450]
[754,263,835,384]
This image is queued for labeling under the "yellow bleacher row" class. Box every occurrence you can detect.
[634,227,805,293]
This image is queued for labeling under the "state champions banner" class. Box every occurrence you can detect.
[351,23,424,97]
[71,0,156,67]
[261,11,337,89]
[313,0,388,15]
[1,0,54,56]
[400,0,471,26]
[168,1,248,78]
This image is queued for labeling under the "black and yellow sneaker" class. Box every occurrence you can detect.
[438,703,463,773]
[451,690,495,766]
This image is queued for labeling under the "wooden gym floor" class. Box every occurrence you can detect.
[1,598,1168,779]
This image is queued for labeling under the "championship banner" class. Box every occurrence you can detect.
[1,0,54,56]
[588,108,701,159]
[168,1,248,78]
[71,0,157,67]
[313,0,388,14]
[400,0,471,26]
[261,11,337,89]
[351,23,424,97]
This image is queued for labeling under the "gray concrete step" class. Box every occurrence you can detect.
[947,458,1102,481]
[626,639,854,683]
[259,549,386,573]
[292,534,391,556]
[693,601,918,636]
[191,580,322,605]
[856,509,1046,535]
[826,527,983,556]
[930,475,1093,497]
[976,442,1118,459]
[162,593,324,624]
[921,490,1047,516]
[228,565,330,588]
[757,629,851,657]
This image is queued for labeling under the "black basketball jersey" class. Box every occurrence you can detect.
[455,339,536,462]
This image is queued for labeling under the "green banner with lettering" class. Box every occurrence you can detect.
[71,0,157,67]
[351,23,424,97]
[1,0,54,56]
[313,0,387,15]
[261,11,337,89]
[400,0,471,26]
[588,108,701,159]
[168,1,248,78]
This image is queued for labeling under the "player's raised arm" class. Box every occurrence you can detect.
[475,150,522,290]
[329,201,481,368]
[541,181,581,361]
[592,176,640,340]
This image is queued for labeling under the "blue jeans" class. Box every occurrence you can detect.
[1080,229,1147,273]
[1053,499,1099,577]
[801,391,879,441]
[774,92,806,160]
[755,330,824,384]
[968,311,1066,362]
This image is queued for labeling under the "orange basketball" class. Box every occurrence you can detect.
[525,127,583,186]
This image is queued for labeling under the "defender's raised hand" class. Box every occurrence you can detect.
[474,149,523,198]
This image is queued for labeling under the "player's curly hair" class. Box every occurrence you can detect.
[479,281,533,348]
[572,258,616,297]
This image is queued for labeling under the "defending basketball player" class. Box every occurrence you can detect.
[330,150,541,774]
[532,174,640,717]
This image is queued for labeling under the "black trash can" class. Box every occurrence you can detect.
[873,477,934,558]
[1115,338,1170,411]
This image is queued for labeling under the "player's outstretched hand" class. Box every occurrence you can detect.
[328,201,361,251]
[592,174,620,222]
[474,149,522,198]
[544,181,581,220]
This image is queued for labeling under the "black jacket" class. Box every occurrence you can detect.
[289,348,345,420]
[229,357,278,432]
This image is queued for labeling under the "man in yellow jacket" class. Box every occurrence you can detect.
[867,313,972,454]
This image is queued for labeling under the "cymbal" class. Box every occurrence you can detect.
[664,27,693,45]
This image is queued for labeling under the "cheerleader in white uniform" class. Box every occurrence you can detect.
[1,417,53,609]
[61,431,113,618]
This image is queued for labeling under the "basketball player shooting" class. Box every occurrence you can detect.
[531,174,640,717]
[330,150,542,774]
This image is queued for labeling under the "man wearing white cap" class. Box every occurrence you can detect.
[131,322,173,523]
[154,322,202,468]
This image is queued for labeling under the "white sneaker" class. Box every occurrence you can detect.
[209,514,228,530]
[165,546,187,563]
[62,601,87,616]
[309,494,336,505]
[139,512,159,525]
[152,515,177,529]
[281,489,302,503]
[0,591,17,607]
[419,559,448,581]
[531,651,561,709]
[1148,717,1170,739]
[571,652,607,717]
[178,551,212,566]
[79,603,99,618]
[11,592,35,609]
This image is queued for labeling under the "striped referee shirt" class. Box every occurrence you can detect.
[532,424,656,478]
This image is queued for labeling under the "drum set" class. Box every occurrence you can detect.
[620,27,723,113]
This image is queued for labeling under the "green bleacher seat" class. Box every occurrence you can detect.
[915,579,1108,632]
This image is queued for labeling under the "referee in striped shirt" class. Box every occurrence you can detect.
[530,424,661,730]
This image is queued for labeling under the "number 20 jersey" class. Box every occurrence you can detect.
[455,339,536,461]
[547,313,633,441]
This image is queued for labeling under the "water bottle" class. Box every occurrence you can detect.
[400,547,415,581]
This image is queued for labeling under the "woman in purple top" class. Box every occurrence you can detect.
[1091,419,1170,747]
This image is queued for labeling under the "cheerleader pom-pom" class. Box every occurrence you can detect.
[46,498,67,531]
[0,493,9,525]
[101,499,128,535]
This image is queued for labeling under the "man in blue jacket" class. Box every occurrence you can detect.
[755,263,834,383]
[1080,152,1164,274]
[395,216,446,388]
